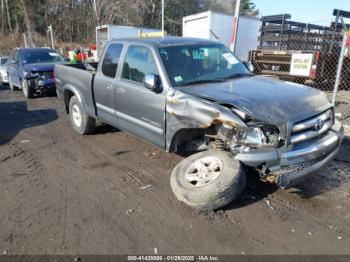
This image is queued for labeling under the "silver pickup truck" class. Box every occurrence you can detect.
[55,37,344,211]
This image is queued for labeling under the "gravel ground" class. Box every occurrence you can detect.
[0,85,350,255]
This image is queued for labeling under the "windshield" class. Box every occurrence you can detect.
[1,58,8,65]
[158,43,251,87]
[21,50,65,64]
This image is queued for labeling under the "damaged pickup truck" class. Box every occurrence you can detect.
[54,37,344,211]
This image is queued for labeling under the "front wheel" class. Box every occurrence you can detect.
[9,76,17,91]
[22,79,34,98]
[69,95,95,135]
[170,150,246,211]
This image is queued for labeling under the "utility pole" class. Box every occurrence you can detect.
[332,29,348,105]
[230,0,241,53]
[161,0,165,36]
[48,25,54,49]
[23,33,27,47]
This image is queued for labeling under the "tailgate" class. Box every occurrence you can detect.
[54,63,96,117]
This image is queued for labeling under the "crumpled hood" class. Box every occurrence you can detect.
[23,63,56,72]
[177,76,331,126]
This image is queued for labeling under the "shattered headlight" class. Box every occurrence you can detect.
[234,125,280,148]
[23,70,30,79]
[24,70,39,80]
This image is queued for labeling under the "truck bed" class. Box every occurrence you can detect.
[54,62,98,117]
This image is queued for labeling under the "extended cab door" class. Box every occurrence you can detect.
[114,44,166,148]
[94,43,123,124]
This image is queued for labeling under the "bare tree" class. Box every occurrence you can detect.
[1,0,4,34]
[5,0,11,32]
[91,0,111,25]
[20,0,34,46]
[0,0,259,48]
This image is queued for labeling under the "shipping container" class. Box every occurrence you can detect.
[96,25,159,60]
[182,11,261,61]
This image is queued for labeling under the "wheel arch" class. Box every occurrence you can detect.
[63,85,83,114]
[168,126,215,153]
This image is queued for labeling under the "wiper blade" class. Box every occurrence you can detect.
[181,79,226,86]
[223,73,253,79]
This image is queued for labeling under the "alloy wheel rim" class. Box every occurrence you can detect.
[72,104,82,127]
[184,156,223,187]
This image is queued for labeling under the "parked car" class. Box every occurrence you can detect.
[55,37,344,211]
[0,56,8,85]
[6,47,66,98]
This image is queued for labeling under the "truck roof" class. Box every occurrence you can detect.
[16,47,56,52]
[112,36,220,47]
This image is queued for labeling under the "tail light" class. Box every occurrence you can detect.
[309,52,320,80]
[309,65,317,79]
[346,36,350,47]
[314,51,321,61]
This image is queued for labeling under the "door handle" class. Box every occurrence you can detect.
[106,85,112,90]
[116,87,125,94]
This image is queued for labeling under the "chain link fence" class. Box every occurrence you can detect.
[248,14,350,131]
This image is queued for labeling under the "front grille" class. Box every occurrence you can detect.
[290,109,333,144]
[38,71,54,80]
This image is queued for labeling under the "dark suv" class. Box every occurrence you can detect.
[6,47,65,98]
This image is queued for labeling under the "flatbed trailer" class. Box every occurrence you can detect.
[249,10,350,90]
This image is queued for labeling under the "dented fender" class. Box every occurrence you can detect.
[166,89,247,151]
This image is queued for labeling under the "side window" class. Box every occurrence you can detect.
[101,43,123,78]
[122,46,158,84]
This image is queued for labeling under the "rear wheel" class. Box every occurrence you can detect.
[22,79,34,98]
[69,95,95,135]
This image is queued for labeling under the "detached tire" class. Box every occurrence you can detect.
[170,150,246,211]
[69,95,95,135]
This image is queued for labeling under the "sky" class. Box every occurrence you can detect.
[254,0,350,26]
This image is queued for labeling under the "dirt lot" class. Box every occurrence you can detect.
[0,85,350,255]
[334,90,350,126]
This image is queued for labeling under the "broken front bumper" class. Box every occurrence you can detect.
[235,120,344,188]
[28,78,56,92]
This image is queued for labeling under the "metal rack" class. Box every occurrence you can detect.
[249,9,349,90]
[258,14,341,52]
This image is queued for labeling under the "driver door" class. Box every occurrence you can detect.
[114,45,166,148]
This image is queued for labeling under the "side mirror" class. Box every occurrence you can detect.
[244,61,254,73]
[143,73,162,93]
